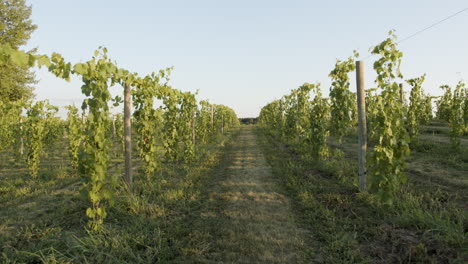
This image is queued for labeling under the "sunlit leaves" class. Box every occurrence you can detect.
[307,83,330,160]
[368,31,410,205]
[437,85,453,121]
[259,82,330,160]
[25,100,59,178]
[0,101,23,153]
[65,105,83,169]
[133,71,164,180]
[329,51,358,143]
[406,74,426,141]
[0,44,241,231]
[448,81,466,151]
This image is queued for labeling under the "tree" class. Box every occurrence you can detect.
[0,0,37,103]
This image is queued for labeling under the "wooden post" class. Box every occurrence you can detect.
[399,83,404,103]
[124,84,133,190]
[81,111,86,127]
[221,117,224,134]
[211,106,214,130]
[191,110,196,145]
[112,117,116,138]
[356,61,367,191]
[19,117,24,156]
[20,136,24,156]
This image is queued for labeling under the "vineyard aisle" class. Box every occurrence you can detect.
[181,126,312,263]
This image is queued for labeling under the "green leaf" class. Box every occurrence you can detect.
[86,208,95,218]
[74,63,87,75]
[37,55,51,67]
[10,51,29,66]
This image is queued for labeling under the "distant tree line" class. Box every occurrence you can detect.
[239,118,258,125]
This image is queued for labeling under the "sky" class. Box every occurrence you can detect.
[24,0,468,118]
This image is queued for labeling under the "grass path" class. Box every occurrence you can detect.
[181,126,311,263]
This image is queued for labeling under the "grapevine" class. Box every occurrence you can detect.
[113,113,124,155]
[436,85,452,121]
[196,100,213,144]
[448,81,466,151]
[133,70,168,180]
[329,51,358,143]
[307,83,330,159]
[25,100,58,178]
[406,74,426,141]
[368,31,410,204]
[0,43,240,230]
[161,88,181,162]
[284,84,311,144]
[65,105,83,169]
[179,92,197,161]
[420,95,433,125]
[0,101,23,153]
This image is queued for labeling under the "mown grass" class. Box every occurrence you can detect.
[0,129,239,263]
[175,126,312,263]
[257,124,467,263]
[1,121,466,263]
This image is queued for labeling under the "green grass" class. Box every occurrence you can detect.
[1,121,467,263]
[329,122,468,208]
[257,127,467,263]
[0,129,239,263]
[175,126,312,263]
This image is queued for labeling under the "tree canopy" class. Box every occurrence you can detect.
[0,0,37,103]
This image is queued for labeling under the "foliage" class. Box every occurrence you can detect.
[463,89,468,130]
[76,50,120,230]
[284,84,312,143]
[448,81,466,151]
[24,100,58,178]
[196,100,214,144]
[213,104,240,136]
[0,100,23,152]
[65,105,83,169]
[420,95,433,125]
[364,88,378,139]
[307,83,330,159]
[329,51,358,143]
[133,69,168,179]
[113,113,124,153]
[406,74,426,141]
[259,127,468,263]
[161,88,182,162]
[258,100,285,137]
[178,92,197,160]
[0,42,240,230]
[367,31,410,204]
[259,82,331,160]
[133,73,160,179]
[44,116,64,148]
[0,127,239,263]
[436,85,452,121]
[0,0,37,103]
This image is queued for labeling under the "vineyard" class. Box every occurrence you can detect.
[257,32,468,263]
[0,3,468,263]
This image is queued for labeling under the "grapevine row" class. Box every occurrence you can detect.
[0,45,240,230]
[259,31,467,204]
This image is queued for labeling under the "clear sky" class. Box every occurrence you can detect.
[24,0,468,118]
